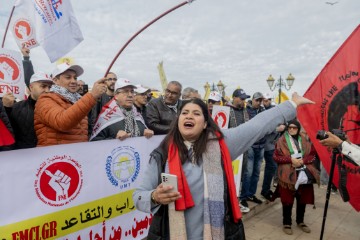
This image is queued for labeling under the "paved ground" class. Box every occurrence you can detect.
[242,177,360,240]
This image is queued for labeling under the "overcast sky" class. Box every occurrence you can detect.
[1,0,359,99]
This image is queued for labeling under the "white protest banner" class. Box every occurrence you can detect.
[10,0,40,49]
[0,136,164,239]
[33,0,84,62]
[212,105,230,129]
[0,48,25,99]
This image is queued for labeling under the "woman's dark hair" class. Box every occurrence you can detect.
[160,98,223,165]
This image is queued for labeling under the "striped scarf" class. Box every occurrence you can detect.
[50,85,81,104]
[167,133,241,239]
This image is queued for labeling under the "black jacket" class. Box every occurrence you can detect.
[147,148,246,240]
[146,97,181,135]
[89,93,113,136]
[23,56,34,88]
[8,96,37,149]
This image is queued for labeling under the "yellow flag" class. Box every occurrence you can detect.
[275,92,289,104]
[56,57,74,65]
[203,82,211,100]
[157,61,168,92]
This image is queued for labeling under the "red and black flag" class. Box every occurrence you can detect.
[298,24,360,211]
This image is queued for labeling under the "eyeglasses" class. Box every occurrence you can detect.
[208,100,218,104]
[288,126,298,130]
[165,89,179,96]
[117,90,135,95]
[107,78,117,81]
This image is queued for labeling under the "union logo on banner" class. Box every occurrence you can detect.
[106,146,141,190]
[12,18,38,48]
[34,155,83,207]
[14,18,32,40]
[0,54,21,84]
[0,49,25,99]
[212,105,230,129]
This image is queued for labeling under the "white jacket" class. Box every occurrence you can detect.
[341,141,360,165]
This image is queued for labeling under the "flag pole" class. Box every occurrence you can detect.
[104,0,193,77]
[1,5,16,48]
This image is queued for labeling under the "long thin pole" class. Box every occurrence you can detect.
[320,151,338,240]
[278,76,282,104]
[1,5,16,48]
[104,1,191,77]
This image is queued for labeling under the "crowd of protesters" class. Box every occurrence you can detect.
[0,47,335,238]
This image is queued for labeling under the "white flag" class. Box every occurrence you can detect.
[0,48,25,100]
[10,0,40,49]
[33,0,84,62]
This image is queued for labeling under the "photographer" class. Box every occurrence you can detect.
[319,131,360,165]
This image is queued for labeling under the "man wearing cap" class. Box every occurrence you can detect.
[228,89,250,128]
[240,92,266,207]
[134,84,151,121]
[34,63,107,146]
[207,91,222,115]
[146,81,182,135]
[263,93,274,110]
[227,88,251,212]
[6,72,53,149]
[90,79,154,141]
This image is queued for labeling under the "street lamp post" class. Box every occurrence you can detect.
[217,80,225,97]
[266,73,295,103]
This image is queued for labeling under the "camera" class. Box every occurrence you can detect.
[316,129,346,141]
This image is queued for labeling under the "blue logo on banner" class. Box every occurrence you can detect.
[105,146,140,189]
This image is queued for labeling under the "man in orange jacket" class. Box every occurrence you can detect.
[34,63,107,146]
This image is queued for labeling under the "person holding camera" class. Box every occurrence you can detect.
[272,119,319,235]
[319,131,360,165]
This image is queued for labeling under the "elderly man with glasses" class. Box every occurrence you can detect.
[146,81,182,135]
[90,79,154,141]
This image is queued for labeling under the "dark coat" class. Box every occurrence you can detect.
[147,148,246,240]
[89,93,113,136]
[146,97,181,135]
[8,96,37,149]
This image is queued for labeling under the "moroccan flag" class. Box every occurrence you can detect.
[298,25,360,211]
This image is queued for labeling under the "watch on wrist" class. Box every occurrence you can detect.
[151,190,159,205]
